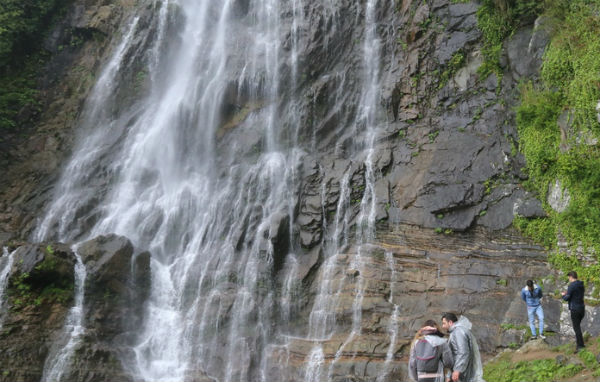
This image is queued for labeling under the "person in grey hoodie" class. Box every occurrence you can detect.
[562,271,586,352]
[408,319,454,382]
[441,313,486,382]
[520,280,544,339]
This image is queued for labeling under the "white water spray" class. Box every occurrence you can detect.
[33,0,396,380]
[41,250,87,382]
[0,248,15,329]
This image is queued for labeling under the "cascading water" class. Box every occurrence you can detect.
[33,0,396,380]
[0,248,15,329]
[41,249,87,382]
[304,0,385,378]
[377,251,401,382]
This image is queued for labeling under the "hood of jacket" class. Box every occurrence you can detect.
[450,315,472,332]
[424,334,447,347]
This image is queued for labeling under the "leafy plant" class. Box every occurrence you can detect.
[0,0,72,130]
[514,0,600,285]
[578,349,599,370]
[476,0,543,79]
[484,354,583,382]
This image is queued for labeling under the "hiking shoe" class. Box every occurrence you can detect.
[540,334,546,339]
[530,336,537,340]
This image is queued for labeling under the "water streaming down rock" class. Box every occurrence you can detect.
[33,0,397,380]
[41,250,87,382]
[377,252,401,382]
[321,0,385,377]
[34,14,143,242]
[0,248,15,329]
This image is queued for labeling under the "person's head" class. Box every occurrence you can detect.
[441,312,458,331]
[413,319,443,342]
[422,319,445,337]
[567,271,578,282]
[526,279,534,292]
[422,319,440,332]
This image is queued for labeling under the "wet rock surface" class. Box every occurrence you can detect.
[0,235,149,382]
[0,0,597,381]
[270,225,559,381]
[62,234,150,382]
[0,243,75,382]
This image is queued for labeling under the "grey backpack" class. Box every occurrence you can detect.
[414,339,439,372]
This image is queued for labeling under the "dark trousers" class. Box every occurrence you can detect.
[571,309,585,348]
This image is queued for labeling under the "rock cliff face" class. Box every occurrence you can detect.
[0,235,149,382]
[1,0,599,381]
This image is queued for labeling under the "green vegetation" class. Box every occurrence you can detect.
[9,255,73,308]
[476,0,542,79]
[500,323,528,330]
[428,130,439,143]
[0,0,71,131]
[438,51,465,89]
[10,272,32,308]
[509,0,600,285]
[484,353,583,382]
[578,349,599,370]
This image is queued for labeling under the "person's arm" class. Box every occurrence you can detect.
[408,344,418,382]
[562,282,574,301]
[441,341,454,369]
[538,287,543,299]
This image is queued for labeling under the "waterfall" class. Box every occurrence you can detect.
[0,248,15,330]
[33,0,396,380]
[377,251,401,382]
[33,14,142,242]
[41,249,87,382]
[322,0,385,377]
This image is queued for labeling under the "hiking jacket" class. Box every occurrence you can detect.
[408,331,453,382]
[448,317,486,382]
[562,280,585,311]
[521,285,543,307]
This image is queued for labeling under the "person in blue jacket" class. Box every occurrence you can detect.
[562,271,586,352]
[521,280,544,339]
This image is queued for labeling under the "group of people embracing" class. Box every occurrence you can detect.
[408,271,587,382]
[408,313,485,382]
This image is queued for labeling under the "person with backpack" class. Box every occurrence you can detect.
[441,313,486,382]
[521,279,545,339]
[408,319,454,382]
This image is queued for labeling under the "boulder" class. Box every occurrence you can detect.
[57,234,150,382]
[547,179,570,213]
[0,242,76,382]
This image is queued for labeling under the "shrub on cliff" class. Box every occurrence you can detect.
[513,0,600,285]
[0,0,70,130]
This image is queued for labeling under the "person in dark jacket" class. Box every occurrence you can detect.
[561,271,585,352]
[520,280,544,339]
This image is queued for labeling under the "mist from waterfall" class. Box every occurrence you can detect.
[33,0,394,380]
